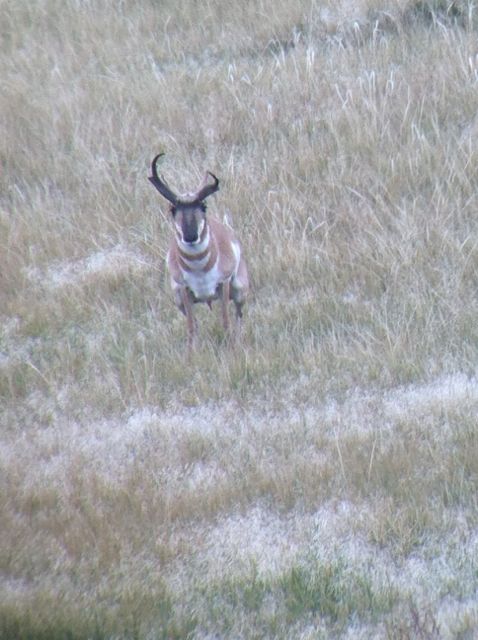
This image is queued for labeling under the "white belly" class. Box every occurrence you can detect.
[184,262,222,300]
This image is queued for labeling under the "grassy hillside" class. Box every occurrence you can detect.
[1,0,478,637]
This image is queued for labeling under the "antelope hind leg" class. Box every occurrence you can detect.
[231,256,248,323]
[219,280,230,333]
[179,287,196,352]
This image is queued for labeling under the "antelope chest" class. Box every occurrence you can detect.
[182,260,222,301]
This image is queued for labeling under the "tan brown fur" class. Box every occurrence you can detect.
[167,217,241,287]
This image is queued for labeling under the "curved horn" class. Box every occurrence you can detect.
[194,172,220,202]
[148,153,179,205]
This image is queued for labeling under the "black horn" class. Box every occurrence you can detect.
[194,172,220,202]
[148,153,179,205]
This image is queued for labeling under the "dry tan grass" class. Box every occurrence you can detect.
[2,0,478,638]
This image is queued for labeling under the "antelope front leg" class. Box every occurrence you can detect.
[220,280,230,334]
[180,287,195,352]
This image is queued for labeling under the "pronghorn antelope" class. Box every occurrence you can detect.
[148,153,248,349]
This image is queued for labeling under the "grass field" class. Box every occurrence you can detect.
[2,0,478,637]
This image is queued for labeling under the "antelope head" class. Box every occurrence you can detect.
[148,153,219,245]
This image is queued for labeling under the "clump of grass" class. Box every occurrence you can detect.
[279,560,397,626]
[386,602,442,639]
[403,0,471,29]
